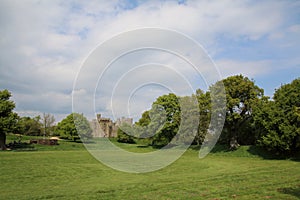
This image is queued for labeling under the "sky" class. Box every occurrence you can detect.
[0,0,299,122]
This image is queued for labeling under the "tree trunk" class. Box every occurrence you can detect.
[229,126,239,150]
[0,132,7,150]
[230,136,239,150]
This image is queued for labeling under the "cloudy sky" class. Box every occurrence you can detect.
[0,0,299,122]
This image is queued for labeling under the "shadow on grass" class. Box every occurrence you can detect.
[247,145,281,160]
[151,143,179,149]
[7,142,36,151]
[137,145,150,148]
[189,144,231,153]
[248,146,300,161]
[68,139,96,144]
[277,186,300,199]
[189,144,300,161]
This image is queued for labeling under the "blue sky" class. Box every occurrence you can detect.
[0,0,299,122]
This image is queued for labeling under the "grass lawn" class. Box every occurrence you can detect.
[0,138,299,199]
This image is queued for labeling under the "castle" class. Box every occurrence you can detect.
[89,114,133,138]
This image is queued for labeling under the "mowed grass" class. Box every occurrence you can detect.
[0,140,300,200]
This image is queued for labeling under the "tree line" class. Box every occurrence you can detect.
[1,74,299,156]
[118,75,300,156]
[0,90,92,149]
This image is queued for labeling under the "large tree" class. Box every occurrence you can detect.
[56,113,92,141]
[150,93,181,146]
[254,78,300,155]
[0,90,18,150]
[215,75,264,149]
[134,93,180,146]
[131,91,213,147]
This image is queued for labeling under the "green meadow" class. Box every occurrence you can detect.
[0,138,299,200]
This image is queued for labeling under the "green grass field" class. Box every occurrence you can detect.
[0,138,299,199]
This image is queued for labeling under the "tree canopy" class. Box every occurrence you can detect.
[17,116,42,136]
[56,113,92,141]
[254,78,300,155]
[148,93,181,146]
[1,75,299,157]
[0,89,18,150]
[214,75,264,149]
[193,89,211,145]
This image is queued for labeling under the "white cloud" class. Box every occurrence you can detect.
[0,0,299,121]
[215,59,273,78]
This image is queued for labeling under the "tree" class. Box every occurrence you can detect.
[215,75,264,149]
[254,78,300,155]
[56,114,77,140]
[56,113,92,141]
[136,110,151,127]
[17,116,42,136]
[193,89,211,145]
[0,90,18,150]
[146,93,181,146]
[41,113,55,137]
[74,113,93,140]
[117,101,170,145]
[133,92,209,147]
[133,94,180,146]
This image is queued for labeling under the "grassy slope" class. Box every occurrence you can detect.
[0,140,299,200]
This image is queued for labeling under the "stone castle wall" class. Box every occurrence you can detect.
[90,114,133,138]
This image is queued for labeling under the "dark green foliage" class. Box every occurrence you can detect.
[136,110,151,127]
[125,75,299,158]
[177,95,200,145]
[130,93,180,146]
[56,113,92,141]
[56,114,77,140]
[117,124,136,144]
[214,75,264,149]
[150,93,181,146]
[0,89,18,150]
[193,89,211,145]
[254,78,300,155]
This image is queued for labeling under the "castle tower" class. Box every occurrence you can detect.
[91,114,133,138]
